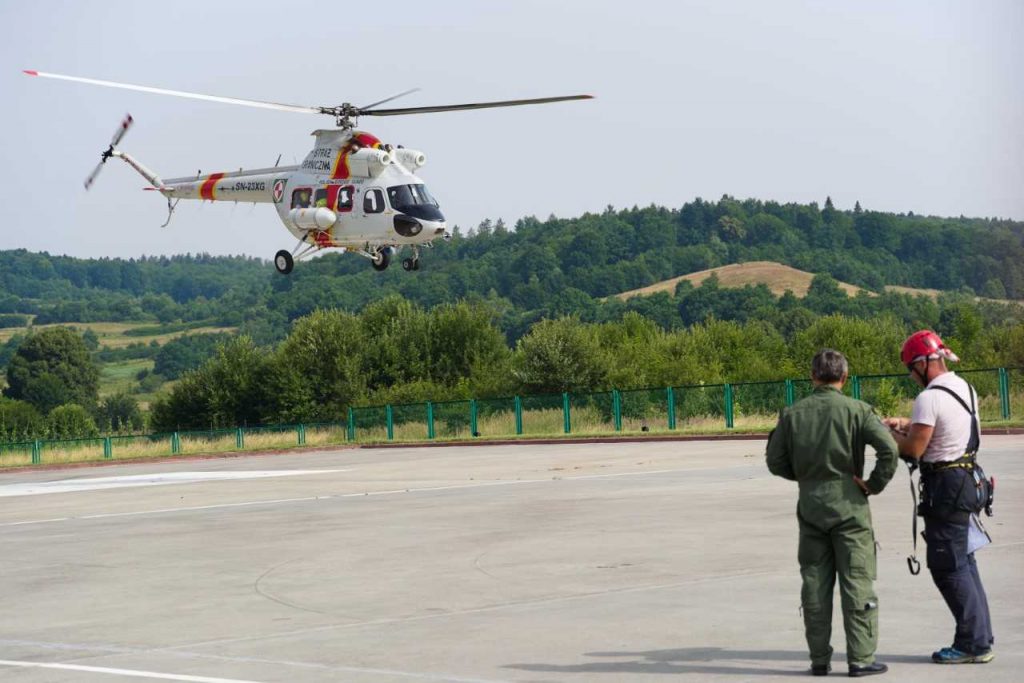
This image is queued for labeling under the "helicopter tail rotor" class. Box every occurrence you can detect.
[84,113,133,190]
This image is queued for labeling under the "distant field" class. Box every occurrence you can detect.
[1,321,233,406]
[613,261,1020,303]
[0,321,236,347]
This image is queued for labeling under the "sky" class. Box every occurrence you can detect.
[1,0,1021,260]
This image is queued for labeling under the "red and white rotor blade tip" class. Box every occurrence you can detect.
[83,161,105,191]
[23,70,320,115]
[111,113,133,147]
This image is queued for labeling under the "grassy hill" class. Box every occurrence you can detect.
[612,261,1017,303]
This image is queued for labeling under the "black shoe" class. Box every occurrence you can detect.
[848,662,887,677]
[811,663,831,676]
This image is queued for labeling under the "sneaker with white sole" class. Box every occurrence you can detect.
[931,647,994,664]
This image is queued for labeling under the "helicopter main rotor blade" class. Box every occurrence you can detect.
[23,70,321,115]
[360,88,422,112]
[360,94,593,117]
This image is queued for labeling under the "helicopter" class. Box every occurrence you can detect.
[24,70,591,273]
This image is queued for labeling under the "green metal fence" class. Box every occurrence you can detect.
[1,367,1019,467]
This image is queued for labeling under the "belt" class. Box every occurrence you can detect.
[919,454,976,474]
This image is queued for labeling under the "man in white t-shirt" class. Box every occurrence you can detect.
[884,330,994,665]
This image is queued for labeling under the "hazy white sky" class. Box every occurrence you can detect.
[1,0,1021,260]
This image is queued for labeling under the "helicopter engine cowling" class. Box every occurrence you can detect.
[347,148,392,177]
[289,207,337,231]
[393,148,426,170]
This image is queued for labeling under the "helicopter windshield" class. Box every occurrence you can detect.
[387,183,444,222]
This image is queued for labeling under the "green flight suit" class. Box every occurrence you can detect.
[766,385,898,668]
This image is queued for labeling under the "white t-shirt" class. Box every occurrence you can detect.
[910,371,978,464]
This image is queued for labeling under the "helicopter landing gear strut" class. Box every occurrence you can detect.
[370,247,392,271]
[402,246,421,271]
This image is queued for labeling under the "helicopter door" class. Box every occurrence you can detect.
[359,187,389,241]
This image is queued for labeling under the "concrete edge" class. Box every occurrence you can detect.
[2,428,1021,474]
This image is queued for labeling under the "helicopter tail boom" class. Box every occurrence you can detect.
[162,166,297,204]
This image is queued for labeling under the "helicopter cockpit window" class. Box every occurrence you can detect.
[364,188,385,214]
[387,184,440,211]
[291,188,312,209]
[313,188,329,208]
[336,185,354,212]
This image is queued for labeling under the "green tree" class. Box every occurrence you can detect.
[263,309,366,423]
[513,318,610,393]
[0,397,44,442]
[150,336,271,431]
[97,392,145,432]
[4,328,100,413]
[47,403,99,439]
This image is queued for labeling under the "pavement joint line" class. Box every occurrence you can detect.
[0,640,510,683]
[0,465,749,529]
[166,568,780,652]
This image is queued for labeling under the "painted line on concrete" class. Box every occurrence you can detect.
[0,640,509,683]
[0,469,349,497]
[0,465,749,529]
[0,659,265,682]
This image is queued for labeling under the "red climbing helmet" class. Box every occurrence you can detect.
[901,330,960,366]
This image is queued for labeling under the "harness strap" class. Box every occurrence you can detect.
[906,460,921,575]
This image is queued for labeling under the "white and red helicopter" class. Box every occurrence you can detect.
[24,70,591,273]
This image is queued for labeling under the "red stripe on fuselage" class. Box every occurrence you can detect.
[199,173,225,200]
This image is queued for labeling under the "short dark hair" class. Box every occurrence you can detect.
[812,349,848,382]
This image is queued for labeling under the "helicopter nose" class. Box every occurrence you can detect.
[394,214,423,237]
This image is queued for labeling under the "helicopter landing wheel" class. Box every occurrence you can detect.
[371,248,391,271]
[402,257,420,272]
[274,249,294,275]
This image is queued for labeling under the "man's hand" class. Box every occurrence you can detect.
[883,417,910,435]
[853,475,871,496]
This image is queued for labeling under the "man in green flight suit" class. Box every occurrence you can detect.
[767,349,899,677]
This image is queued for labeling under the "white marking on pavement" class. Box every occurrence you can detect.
[0,466,737,528]
[0,469,347,497]
[0,641,510,683]
[0,659,265,682]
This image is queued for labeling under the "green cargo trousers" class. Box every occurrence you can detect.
[797,509,878,667]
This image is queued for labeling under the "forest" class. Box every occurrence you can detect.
[1,196,1023,440]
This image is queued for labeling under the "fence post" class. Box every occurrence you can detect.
[426,402,435,440]
[667,387,676,430]
[784,379,795,406]
[562,392,571,434]
[724,384,734,429]
[236,427,244,449]
[297,424,306,446]
[999,368,1010,419]
[386,405,394,441]
[851,376,862,400]
[514,396,523,435]
[32,439,41,465]
[171,432,180,455]
[347,408,355,441]
[103,436,112,459]
[470,399,478,436]
[612,390,622,431]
